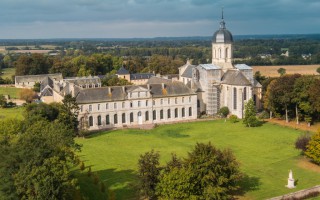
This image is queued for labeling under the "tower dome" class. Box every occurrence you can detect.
[212,10,233,44]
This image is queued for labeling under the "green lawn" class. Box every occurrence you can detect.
[0,87,23,99]
[76,120,320,199]
[0,107,24,120]
[0,68,15,80]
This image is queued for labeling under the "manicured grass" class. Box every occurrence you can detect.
[76,120,320,200]
[0,68,15,80]
[0,107,24,120]
[0,87,23,99]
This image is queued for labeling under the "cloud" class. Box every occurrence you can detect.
[0,0,319,38]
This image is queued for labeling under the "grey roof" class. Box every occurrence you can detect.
[254,79,262,87]
[199,64,221,70]
[76,82,195,104]
[130,73,154,80]
[116,66,129,75]
[221,70,251,86]
[40,87,53,97]
[212,19,233,44]
[64,76,101,86]
[147,76,172,84]
[15,73,63,83]
[40,76,54,91]
[181,64,196,78]
[235,64,252,70]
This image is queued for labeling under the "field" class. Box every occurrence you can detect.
[0,107,24,120]
[76,120,320,200]
[253,65,320,77]
[0,86,23,99]
[0,68,15,80]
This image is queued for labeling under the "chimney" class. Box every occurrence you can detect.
[147,84,150,90]
[161,83,165,89]
[108,87,112,94]
[122,86,126,93]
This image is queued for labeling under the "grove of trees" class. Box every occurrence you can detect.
[138,143,242,199]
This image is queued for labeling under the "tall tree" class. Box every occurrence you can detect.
[58,94,80,134]
[243,99,260,127]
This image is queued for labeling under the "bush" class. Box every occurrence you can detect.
[305,130,320,165]
[295,134,311,152]
[218,107,230,118]
[258,111,269,119]
[229,115,239,123]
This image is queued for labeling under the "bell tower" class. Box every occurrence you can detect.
[212,9,234,70]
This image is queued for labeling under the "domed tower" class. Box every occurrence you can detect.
[212,9,234,70]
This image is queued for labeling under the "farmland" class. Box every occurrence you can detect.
[253,65,320,77]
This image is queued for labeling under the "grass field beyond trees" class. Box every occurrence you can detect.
[0,87,23,99]
[76,120,320,200]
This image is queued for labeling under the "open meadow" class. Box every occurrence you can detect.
[76,120,320,200]
[0,107,24,120]
[0,68,15,80]
[0,86,23,99]
[253,65,320,77]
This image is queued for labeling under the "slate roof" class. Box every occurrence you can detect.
[146,76,172,84]
[40,87,53,97]
[40,76,54,91]
[199,64,221,70]
[76,82,195,104]
[15,73,63,83]
[116,66,129,75]
[254,79,262,87]
[64,76,101,85]
[130,73,154,80]
[181,64,196,78]
[221,70,252,86]
[235,64,252,70]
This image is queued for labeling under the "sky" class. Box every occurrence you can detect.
[0,0,319,39]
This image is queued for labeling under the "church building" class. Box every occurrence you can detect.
[179,12,262,118]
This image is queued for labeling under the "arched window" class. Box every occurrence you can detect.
[122,113,126,123]
[182,108,185,117]
[167,109,171,119]
[225,48,228,59]
[175,108,178,118]
[160,110,163,119]
[189,107,192,116]
[244,87,247,100]
[114,114,118,124]
[130,112,134,123]
[145,111,149,121]
[130,101,133,108]
[146,100,148,106]
[153,110,156,120]
[233,88,237,110]
[106,115,110,125]
[97,115,101,126]
[89,116,93,127]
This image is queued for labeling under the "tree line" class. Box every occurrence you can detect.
[263,74,320,125]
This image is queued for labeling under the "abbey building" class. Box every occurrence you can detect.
[14,14,261,131]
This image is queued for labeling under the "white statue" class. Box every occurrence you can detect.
[286,170,295,189]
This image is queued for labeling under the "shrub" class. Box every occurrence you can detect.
[229,115,239,123]
[295,134,311,152]
[218,107,230,118]
[305,130,320,165]
[258,111,269,119]
[79,161,85,171]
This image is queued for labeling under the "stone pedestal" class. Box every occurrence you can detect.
[286,170,295,189]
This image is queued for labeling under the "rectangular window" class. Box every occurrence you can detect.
[122,102,125,108]
[153,110,156,120]
[106,115,110,125]
[189,96,191,103]
[233,88,237,110]
[175,108,178,118]
[114,103,117,109]
[168,98,170,105]
[138,101,141,107]
[153,100,155,106]
[244,87,247,101]
[182,97,184,103]
[146,100,148,107]
[122,113,126,123]
[167,109,171,119]
[80,105,83,112]
[160,99,163,105]
[98,104,100,111]
[130,113,134,123]
[182,108,185,117]
[89,105,92,112]
[106,103,108,110]
[160,110,163,119]
[114,114,118,124]
[175,98,178,104]
[145,111,149,121]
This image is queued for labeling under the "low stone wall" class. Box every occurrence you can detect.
[268,185,320,200]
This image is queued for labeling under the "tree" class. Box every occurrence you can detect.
[184,143,242,199]
[243,99,260,127]
[19,88,37,103]
[218,106,230,118]
[33,82,41,92]
[316,67,320,74]
[0,94,7,108]
[295,134,311,152]
[277,68,286,76]
[138,150,160,200]
[0,119,79,199]
[58,94,80,134]
[305,130,320,165]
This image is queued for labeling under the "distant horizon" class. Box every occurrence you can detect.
[1,33,320,41]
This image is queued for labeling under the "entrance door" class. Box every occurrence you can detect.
[138,112,142,125]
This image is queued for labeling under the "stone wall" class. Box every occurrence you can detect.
[268,185,320,200]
